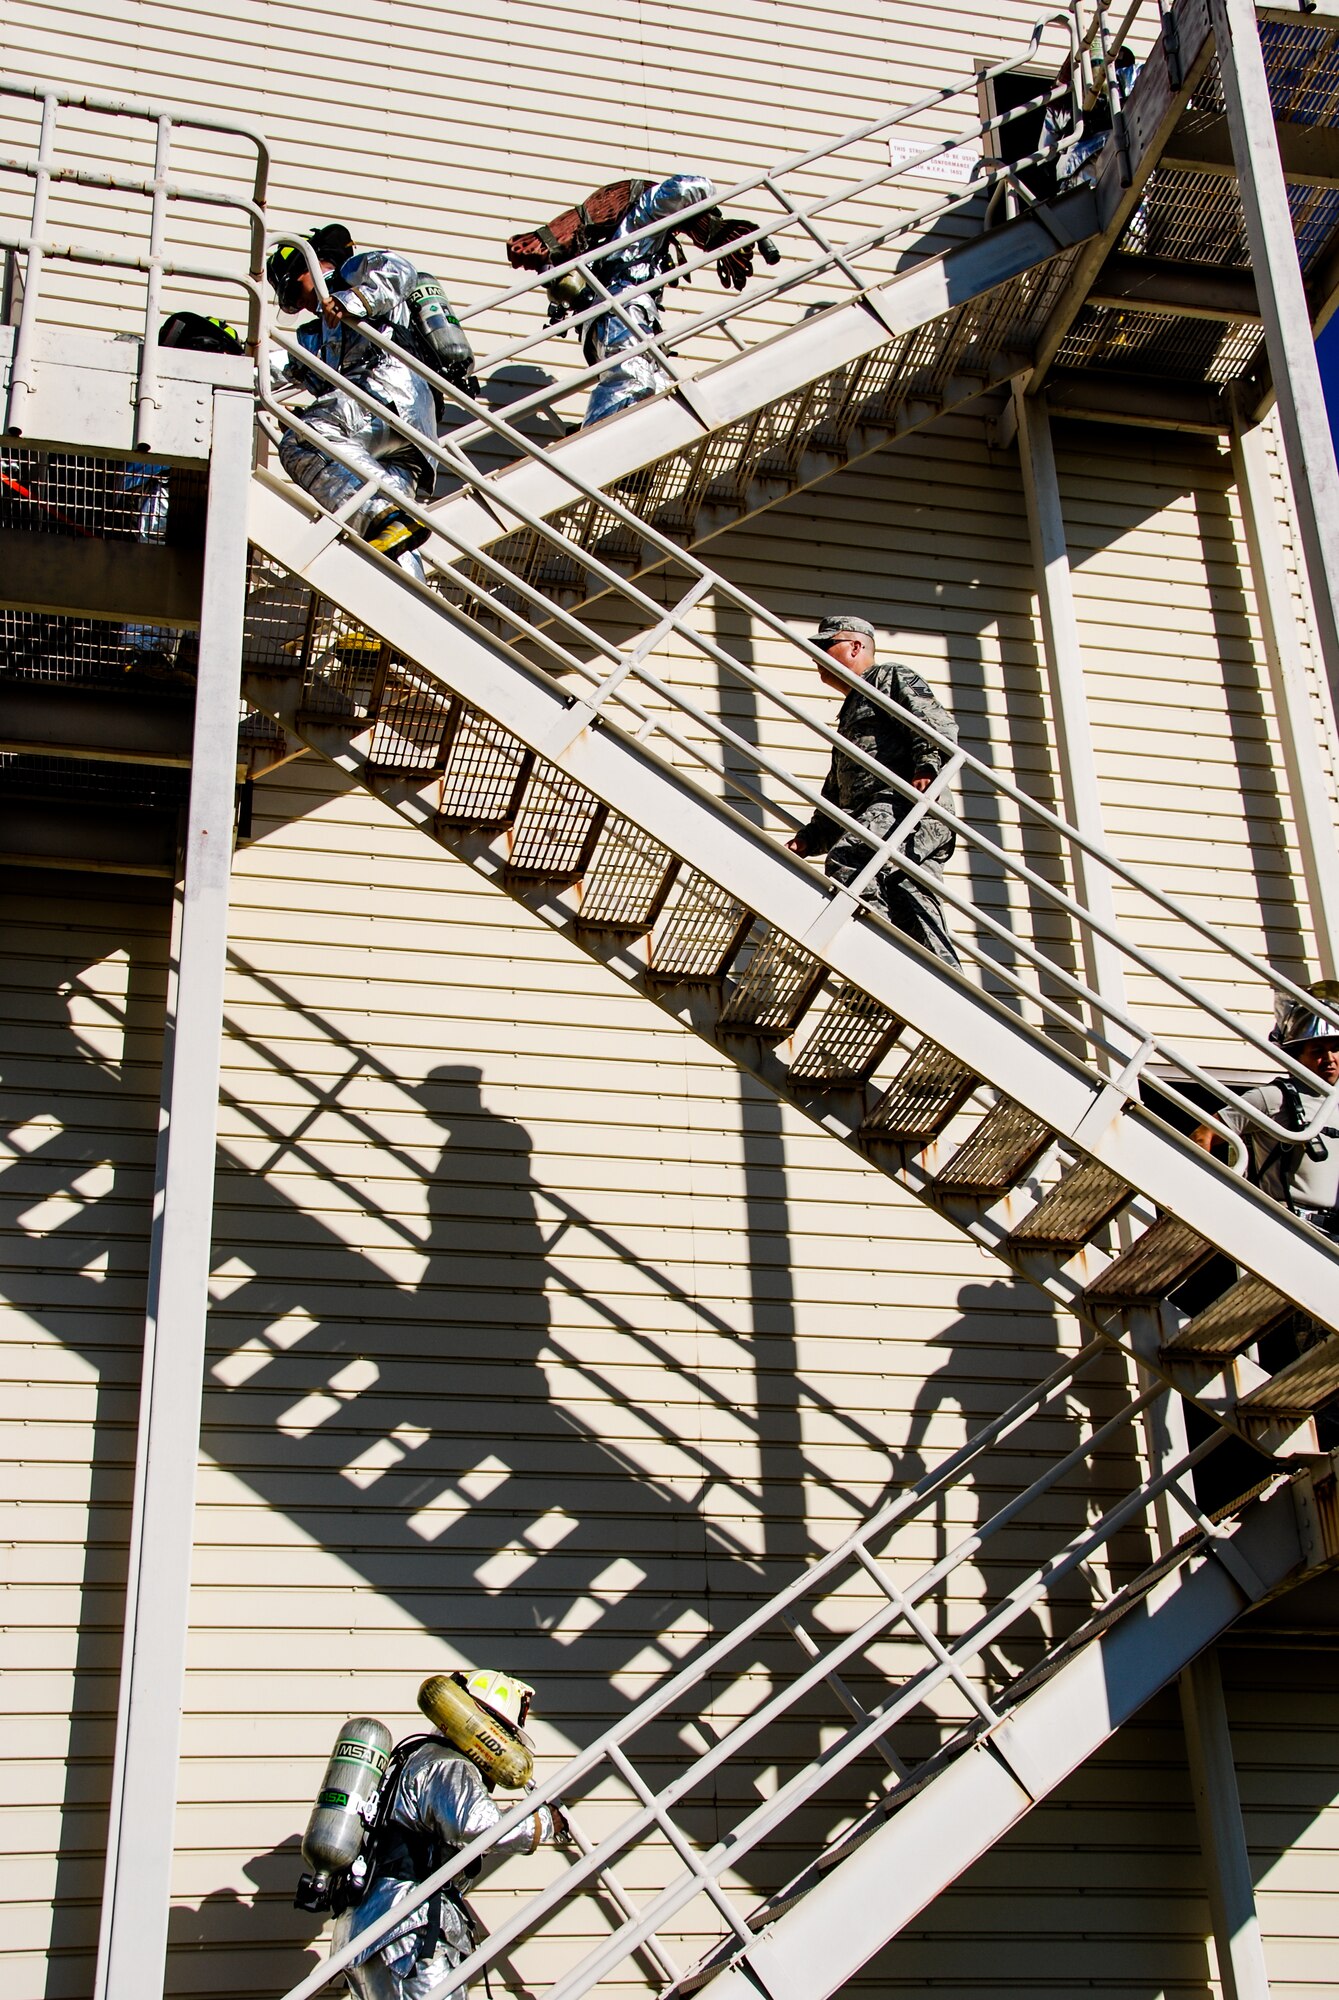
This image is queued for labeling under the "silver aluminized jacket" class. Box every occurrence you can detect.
[581,172,716,426]
[272,249,438,572]
[331,1740,557,2000]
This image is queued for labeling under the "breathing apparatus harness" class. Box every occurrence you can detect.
[505,177,779,334]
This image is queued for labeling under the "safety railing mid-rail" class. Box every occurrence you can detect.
[272,1342,1251,2000]
[256,201,1339,1173]
[0,79,268,447]
[319,2,1133,451]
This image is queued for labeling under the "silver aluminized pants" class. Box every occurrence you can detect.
[824,798,961,969]
[582,292,671,428]
[279,395,428,583]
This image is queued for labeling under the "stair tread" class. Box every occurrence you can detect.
[1083,1214,1215,1306]
[1006,1157,1130,1249]
[1162,1272,1294,1358]
[1236,1333,1339,1420]
[789,983,904,1088]
[861,1040,978,1145]
[933,1100,1052,1196]
[720,927,826,1037]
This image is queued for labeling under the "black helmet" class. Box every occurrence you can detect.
[266,242,314,314]
[158,311,243,354]
[1270,979,1339,1050]
[307,222,354,268]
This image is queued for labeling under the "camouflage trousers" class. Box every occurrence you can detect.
[824,798,960,969]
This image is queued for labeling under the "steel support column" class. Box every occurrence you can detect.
[92,387,252,2000]
[1210,0,1339,708]
[1231,419,1339,977]
[1013,379,1272,1999]
[1012,383,1129,1024]
[1180,1649,1273,2000]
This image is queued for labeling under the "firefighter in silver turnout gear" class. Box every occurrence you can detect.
[1192,982,1339,1234]
[788,615,961,968]
[332,1671,566,2000]
[575,173,719,428]
[267,230,437,583]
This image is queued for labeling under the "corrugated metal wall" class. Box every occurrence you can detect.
[3,0,1339,1995]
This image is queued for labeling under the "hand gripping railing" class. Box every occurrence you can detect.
[271,1343,1241,2000]
[0,80,268,446]
[255,268,1339,1164]
[266,5,1101,453]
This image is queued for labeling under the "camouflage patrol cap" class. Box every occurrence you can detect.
[815,613,876,648]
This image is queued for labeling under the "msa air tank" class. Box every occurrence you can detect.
[418,1675,534,1791]
[406,274,474,382]
[301,1717,393,1881]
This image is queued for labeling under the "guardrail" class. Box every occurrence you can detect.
[269,1337,1244,2000]
[256,251,1339,1164]
[0,80,268,446]
[267,6,1099,445]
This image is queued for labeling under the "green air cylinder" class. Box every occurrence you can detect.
[302,1717,393,1876]
[406,273,474,379]
[418,1675,534,1791]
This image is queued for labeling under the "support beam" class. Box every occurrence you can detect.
[0,526,203,624]
[1012,385,1130,1035]
[1164,107,1339,189]
[1181,1649,1274,2000]
[0,682,195,765]
[0,800,178,874]
[1211,0,1339,712]
[92,387,252,2000]
[1232,419,1339,976]
[1045,367,1229,433]
[1089,253,1262,323]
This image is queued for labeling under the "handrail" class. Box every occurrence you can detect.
[257,285,1339,1160]
[0,79,268,446]
[269,1333,1235,2000]
[263,7,1089,451]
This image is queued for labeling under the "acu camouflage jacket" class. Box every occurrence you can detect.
[800,658,957,854]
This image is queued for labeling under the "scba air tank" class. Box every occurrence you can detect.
[418,1675,534,1791]
[302,1717,393,1877]
[407,274,474,381]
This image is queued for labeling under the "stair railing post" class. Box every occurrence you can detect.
[1012,381,1131,1049]
[92,385,253,2000]
[1230,416,1339,978]
[1209,0,1339,712]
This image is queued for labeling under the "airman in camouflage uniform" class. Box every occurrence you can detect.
[788,614,960,968]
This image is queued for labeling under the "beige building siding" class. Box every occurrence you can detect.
[3,2,1339,1997]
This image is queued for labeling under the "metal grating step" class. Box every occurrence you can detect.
[436,706,533,827]
[1236,1333,1339,1421]
[932,1100,1052,1197]
[507,762,606,879]
[861,1040,978,1145]
[789,983,904,1089]
[649,871,752,981]
[1006,1157,1131,1250]
[1162,1272,1294,1360]
[364,663,454,775]
[298,608,391,725]
[1083,1213,1215,1307]
[720,927,826,1038]
[576,814,678,931]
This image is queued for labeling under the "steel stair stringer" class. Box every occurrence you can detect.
[686,1469,1321,2000]
[245,473,1339,1452]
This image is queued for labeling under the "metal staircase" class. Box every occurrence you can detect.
[268,1344,1339,2000]
[241,471,1339,1463]
[409,0,1339,619]
[6,18,1339,2000]
[241,0,1339,1471]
